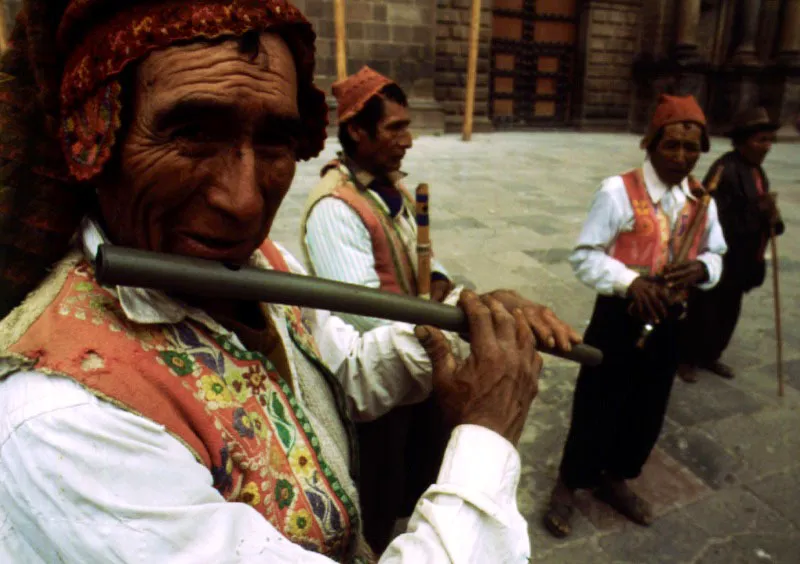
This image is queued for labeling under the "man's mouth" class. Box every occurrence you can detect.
[172,231,255,260]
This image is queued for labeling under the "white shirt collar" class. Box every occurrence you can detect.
[80,217,271,340]
[642,158,696,204]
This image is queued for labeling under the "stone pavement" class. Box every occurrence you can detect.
[271,132,800,563]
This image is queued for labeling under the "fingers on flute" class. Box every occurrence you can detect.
[524,307,556,350]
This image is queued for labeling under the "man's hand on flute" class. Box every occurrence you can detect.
[415,290,542,446]
[479,289,582,353]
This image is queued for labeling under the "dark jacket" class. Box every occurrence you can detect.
[705,151,785,292]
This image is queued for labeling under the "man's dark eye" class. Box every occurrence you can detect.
[171,124,210,142]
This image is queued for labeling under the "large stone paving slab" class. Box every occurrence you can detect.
[573,448,711,531]
[746,470,800,529]
[698,408,800,484]
[597,509,712,563]
[680,487,797,538]
[667,376,764,427]
[660,426,744,489]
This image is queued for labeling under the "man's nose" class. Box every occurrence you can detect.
[208,145,263,223]
[398,129,413,150]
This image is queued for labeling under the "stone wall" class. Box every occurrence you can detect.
[434,0,492,133]
[295,0,444,133]
[575,0,643,129]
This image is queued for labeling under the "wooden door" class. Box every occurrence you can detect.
[490,0,580,127]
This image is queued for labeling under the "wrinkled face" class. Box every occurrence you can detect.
[738,130,776,167]
[349,99,412,175]
[648,122,704,187]
[97,33,300,263]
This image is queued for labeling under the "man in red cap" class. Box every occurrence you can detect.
[301,66,581,550]
[542,94,727,538]
[678,107,784,382]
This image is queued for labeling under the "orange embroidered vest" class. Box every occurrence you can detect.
[611,169,707,276]
[1,242,373,564]
[304,162,418,296]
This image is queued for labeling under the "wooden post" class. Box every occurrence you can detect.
[462,0,482,141]
[334,0,348,81]
[0,0,9,54]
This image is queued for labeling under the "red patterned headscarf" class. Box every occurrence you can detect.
[0,0,328,317]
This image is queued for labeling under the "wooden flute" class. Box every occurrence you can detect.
[416,183,432,300]
[95,245,603,366]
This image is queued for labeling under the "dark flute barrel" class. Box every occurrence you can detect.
[95,245,603,367]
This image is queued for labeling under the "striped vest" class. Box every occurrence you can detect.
[301,161,418,296]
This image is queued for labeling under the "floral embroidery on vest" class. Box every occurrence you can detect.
[6,260,362,562]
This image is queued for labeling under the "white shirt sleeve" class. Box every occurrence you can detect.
[305,198,391,333]
[0,373,529,564]
[277,243,470,422]
[694,198,727,290]
[569,178,641,297]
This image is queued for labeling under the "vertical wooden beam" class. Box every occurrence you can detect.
[334,0,348,81]
[462,0,482,141]
[0,0,9,54]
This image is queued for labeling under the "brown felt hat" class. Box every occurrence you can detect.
[725,107,780,138]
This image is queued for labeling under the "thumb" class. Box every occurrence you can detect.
[415,325,456,376]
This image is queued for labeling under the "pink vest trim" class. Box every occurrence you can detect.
[329,185,417,296]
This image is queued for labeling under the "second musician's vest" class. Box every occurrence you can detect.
[610,169,706,276]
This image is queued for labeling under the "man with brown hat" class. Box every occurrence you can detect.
[542,94,727,538]
[301,65,581,550]
[678,107,784,383]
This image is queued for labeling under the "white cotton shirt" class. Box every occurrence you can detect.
[0,219,528,563]
[570,159,728,296]
[305,194,449,333]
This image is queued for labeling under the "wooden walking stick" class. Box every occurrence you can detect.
[416,183,432,300]
[334,0,348,81]
[462,0,482,141]
[770,224,784,397]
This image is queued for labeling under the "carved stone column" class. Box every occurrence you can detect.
[674,0,702,61]
[778,0,800,66]
[731,0,763,65]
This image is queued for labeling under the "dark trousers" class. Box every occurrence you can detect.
[559,296,678,491]
[680,272,744,366]
[356,397,450,552]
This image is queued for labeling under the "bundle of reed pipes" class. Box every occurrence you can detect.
[634,165,724,348]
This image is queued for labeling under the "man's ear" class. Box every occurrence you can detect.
[347,122,364,145]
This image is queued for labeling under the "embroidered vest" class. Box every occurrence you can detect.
[0,242,375,564]
[301,161,418,296]
[611,169,707,276]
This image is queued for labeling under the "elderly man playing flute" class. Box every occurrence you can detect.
[301,66,582,549]
[0,1,577,562]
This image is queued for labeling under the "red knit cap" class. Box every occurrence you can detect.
[641,94,710,152]
[332,66,395,124]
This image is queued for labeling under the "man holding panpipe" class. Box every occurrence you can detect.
[302,66,582,550]
[0,1,554,561]
[543,94,727,538]
[678,107,784,383]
